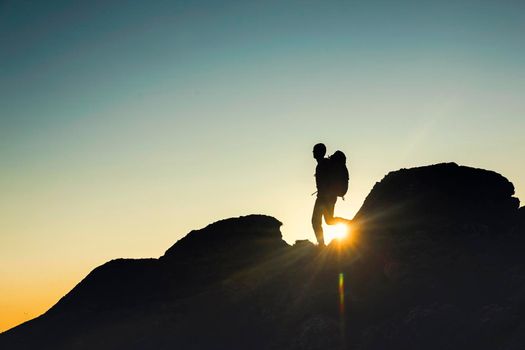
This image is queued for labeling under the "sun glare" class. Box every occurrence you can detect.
[324,223,350,244]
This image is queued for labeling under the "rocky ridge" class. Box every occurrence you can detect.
[1,163,524,350]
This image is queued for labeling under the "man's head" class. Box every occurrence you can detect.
[313,143,326,160]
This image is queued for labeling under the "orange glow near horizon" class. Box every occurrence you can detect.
[0,280,74,332]
[0,263,94,333]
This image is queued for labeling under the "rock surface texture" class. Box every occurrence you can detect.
[1,164,524,350]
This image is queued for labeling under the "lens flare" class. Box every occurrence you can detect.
[324,223,349,244]
[339,272,345,314]
[339,272,346,346]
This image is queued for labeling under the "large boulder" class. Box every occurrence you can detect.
[162,214,287,265]
[354,163,520,232]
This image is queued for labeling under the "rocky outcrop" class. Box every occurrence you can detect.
[162,214,286,264]
[354,163,520,232]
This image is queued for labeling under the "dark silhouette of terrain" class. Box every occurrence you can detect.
[354,163,519,232]
[1,163,524,350]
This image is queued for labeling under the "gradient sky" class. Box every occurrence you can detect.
[1,0,524,331]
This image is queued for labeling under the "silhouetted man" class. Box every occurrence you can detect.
[311,143,349,246]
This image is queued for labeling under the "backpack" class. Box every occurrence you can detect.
[329,150,349,198]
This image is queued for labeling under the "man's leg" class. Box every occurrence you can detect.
[324,196,352,226]
[311,197,325,246]
[322,196,338,225]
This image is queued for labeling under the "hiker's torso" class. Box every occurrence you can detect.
[315,158,334,196]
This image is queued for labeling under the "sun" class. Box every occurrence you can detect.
[324,223,350,244]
